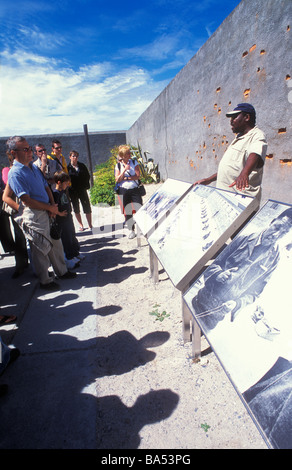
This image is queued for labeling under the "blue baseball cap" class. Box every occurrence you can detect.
[226,103,256,117]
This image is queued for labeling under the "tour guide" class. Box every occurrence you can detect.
[194,103,267,203]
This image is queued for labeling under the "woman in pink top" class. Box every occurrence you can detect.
[0,153,28,278]
[2,166,10,184]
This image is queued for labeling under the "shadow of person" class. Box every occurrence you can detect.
[95,304,122,317]
[97,265,148,286]
[96,247,136,269]
[96,330,170,377]
[0,330,175,449]
[96,389,180,449]
[81,237,120,252]
[0,232,175,449]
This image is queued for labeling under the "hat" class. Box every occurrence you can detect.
[226,103,256,117]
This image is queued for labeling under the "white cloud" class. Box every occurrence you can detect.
[118,33,181,62]
[0,49,167,135]
[18,25,68,51]
[116,28,205,76]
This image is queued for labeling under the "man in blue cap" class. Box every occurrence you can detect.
[194,103,267,203]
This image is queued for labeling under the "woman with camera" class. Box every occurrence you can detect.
[114,145,143,239]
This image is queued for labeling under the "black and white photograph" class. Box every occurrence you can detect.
[183,200,292,449]
[133,178,192,237]
[148,185,257,290]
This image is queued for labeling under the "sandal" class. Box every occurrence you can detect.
[0,315,17,325]
[78,226,85,232]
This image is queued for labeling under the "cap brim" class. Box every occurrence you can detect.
[226,110,241,117]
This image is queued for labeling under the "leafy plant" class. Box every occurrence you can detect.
[90,149,117,206]
[149,303,170,322]
[130,145,160,184]
[200,423,211,432]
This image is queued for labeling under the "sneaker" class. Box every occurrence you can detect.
[72,256,81,265]
[8,348,20,365]
[65,257,80,269]
[128,231,136,239]
[39,281,60,291]
[59,271,77,280]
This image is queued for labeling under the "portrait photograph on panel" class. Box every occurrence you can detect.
[134,178,192,237]
[148,185,257,289]
[183,200,292,449]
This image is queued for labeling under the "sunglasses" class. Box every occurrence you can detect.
[14,146,33,153]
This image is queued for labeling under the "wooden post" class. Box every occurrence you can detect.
[83,124,94,187]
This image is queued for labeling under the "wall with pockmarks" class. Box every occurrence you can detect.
[127,0,292,205]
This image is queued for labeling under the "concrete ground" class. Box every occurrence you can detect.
[0,185,269,452]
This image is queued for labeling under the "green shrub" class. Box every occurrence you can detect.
[90,148,117,206]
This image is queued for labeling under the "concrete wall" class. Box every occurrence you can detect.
[127,0,292,205]
[0,130,126,173]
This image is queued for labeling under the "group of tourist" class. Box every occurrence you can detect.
[0,137,93,288]
[0,136,96,395]
[0,139,146,288]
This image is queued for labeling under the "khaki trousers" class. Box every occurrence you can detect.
[21,208,67,285]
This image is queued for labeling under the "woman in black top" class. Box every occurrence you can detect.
[67,150,92,231]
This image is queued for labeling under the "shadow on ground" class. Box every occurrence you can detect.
[0,233,179,449]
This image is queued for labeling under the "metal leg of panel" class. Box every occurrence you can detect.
[149,246,159,284]
[136,225,142,248]
[192,319,202,359]
[181,293,192,343]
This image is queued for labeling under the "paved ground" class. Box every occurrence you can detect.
[0,186,268,453]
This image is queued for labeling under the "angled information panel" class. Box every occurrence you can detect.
[134,178,192,238]
[183,200,292,449]
[148,185,258,290]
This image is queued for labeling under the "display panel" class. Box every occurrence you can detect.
[183,200,292,449]
[148,185,258,290]
[134,178,192,237]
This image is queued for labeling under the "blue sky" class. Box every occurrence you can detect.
[0,0,241,135]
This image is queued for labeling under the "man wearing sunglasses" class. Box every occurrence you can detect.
[33,144,58,188]
[194,103,267,204]
[47,139,69,176]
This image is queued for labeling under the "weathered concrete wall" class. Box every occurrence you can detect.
[0,130,126,172]
[127,0,292,205]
